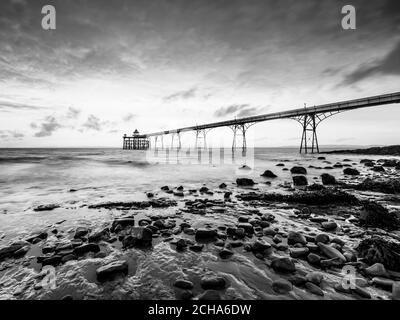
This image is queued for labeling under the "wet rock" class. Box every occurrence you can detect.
[61,254,77,263]
[0,242,26,261]
[251,240,272,255]
[321,221,338,231]
[173,191,184,197]
[26,231,48,243]
[42,255,62,266]
[123,227,153,248]
[290,247,309,258]
[307,253,321,265]
[364,263,389,278]
[161,186,169,191]
[343,168,360,176]
[200,276,226,290]
[236,178,255,186]
[146,192,154,198]
[288,231,307,245]
[263,228,277,237]
[219,248,234,259]
[317,243,346,263]
[174,279,194,290]
[199,186,209,193]
[237,223,254,234]
[189,244,204,252]
[271,257,296,273]
[357,236,400,271]
[261,170,277,178]
[352,177,400,194]
[96,260,128,281]
[359,201,400,230]
[306,272,324,285]
[195,228,217,241]
[292,175,308,186]
[352,286,371,299]
[14,245,30,258]
[110,217,135,232]
[198,290,221,300]
[321,173,336,185]
[88,228,110,242]
[290,167,307,175]
[288,275,307,287]
[372,166,385,172]
[272,279,293,294]
[315,234,330,244]
[33,204,60,212]
[219,183,227,188]
[305,282,324,296]
[372,277,394,290]
[73,243,100,255]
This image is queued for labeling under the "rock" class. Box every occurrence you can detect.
[73,243,100,255]
[174,279,194,290]
[251,240,272,255]
[317,243,346,263]
[42,255,62,266]
[317,157,326,160]
[14,245,30,257]
[263,228,277,237]
[288,275,307,287]
[292,175,308,186]
[271,257,296,273]
[237,223,254,234]
[261,170,277,178]
[110,217,135,232]
[96,260,128,281]
[219,248,234,259]
[173,191,184,197]
[315,234,330,244]
[198,290,221,300]
[200,276,226,290]
[290,167,307,175]
[359,201,400,230]
[0,243,26,261]
[195,228,217,241]
[33,204,60,212]
[343,168,360,175]
[26,231,48,243]
[321,221,338,231]
[189,244,204,252]
[239,165,252,170]
[219,183,227,188]
[290,247,309,258]
[146,192,154,198]
[288,231,307,245]
[307,253,321,265]
[176,239,188,251]
[272,279,293,294]
[122,227,153,248]
[88,228,110,242]
[372,277,394,290]
[306,272,324,285]
[320,257,344,268]
[364,263,389,277]
[321,173,336,185]
[236,178,255,186]
[305,282,324,296]
[199,186,209,193]
[372,166,385,172]
[352,286,371,299]
[161,186,169,191]
[61,254,77,263]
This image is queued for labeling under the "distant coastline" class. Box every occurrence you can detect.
[326,145,400,156]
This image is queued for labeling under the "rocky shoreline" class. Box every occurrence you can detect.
[1,156,400,300]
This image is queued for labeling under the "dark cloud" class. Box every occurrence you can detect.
[163,88,197,102]
[123,113,135,122]
[0,100,48,111]
[66,107,81,119]
[342,41,400,85]
[237,107,260,118]
[214,104,250,117]
[33,116,61,137]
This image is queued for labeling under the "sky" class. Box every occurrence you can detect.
[0,0,399,148]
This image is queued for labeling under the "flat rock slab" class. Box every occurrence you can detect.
[96,260,128,281]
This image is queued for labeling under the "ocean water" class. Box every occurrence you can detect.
[0,147,399,300]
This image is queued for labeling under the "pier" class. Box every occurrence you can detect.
[123,129,150,150]
[123,91,400,153]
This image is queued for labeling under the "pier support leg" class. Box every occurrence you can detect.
[195,129,208,149]
[229,123,253,152]
[297,114,319,154]
[171,133,182,149]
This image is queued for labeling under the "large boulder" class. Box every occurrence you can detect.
[261,170,277,178]
[359,201,400,230]
[195,228,217,241]
[236,178,255,186]
[122,227,153,248]
[288,231,307,245]
[271,257,296,273]
[343,168,360,176]
[357,236,400,271]
[110,217,135,232]
[290,167,307,175]
[292,175,308,186]
[321,173,336,185]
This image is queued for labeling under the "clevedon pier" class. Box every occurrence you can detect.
[123,91,400,153]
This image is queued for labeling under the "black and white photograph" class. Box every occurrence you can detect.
[1,0,400,309]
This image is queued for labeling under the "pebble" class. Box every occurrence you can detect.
[317,242,346,263]
[96,260,128,281]
[271,257,296,273]
[305,282,324,296]
[200,276,226,290]
[287,231,307,245]
[272,279,293,294]
[364,263,389,278]
[174,279,194,290]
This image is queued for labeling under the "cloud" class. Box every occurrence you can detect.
[163,87,197,102]
[0,100,48,112]
[0,130,24,140]
[66,107,81,119]
[237,107,260,118]
[82,114,111,131]
[214,104,250,117]
[341,41,400,85]
[33,116,62,137]
[123,113,135,122]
